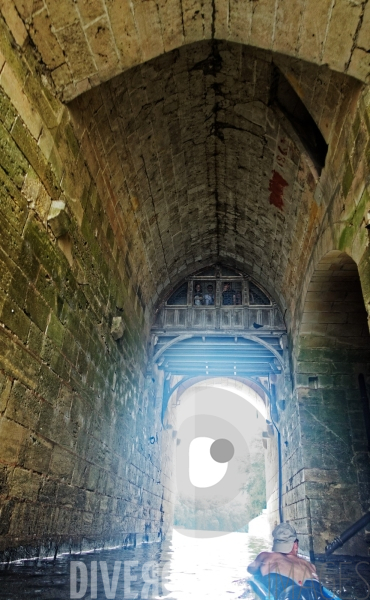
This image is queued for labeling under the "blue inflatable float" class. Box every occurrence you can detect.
[248,575,342,600]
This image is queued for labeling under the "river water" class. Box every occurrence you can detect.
[0,530,369,600]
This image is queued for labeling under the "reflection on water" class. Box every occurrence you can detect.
[158,530,268,599]
[0,530,369,600]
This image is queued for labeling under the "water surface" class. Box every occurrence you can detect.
[0,531,368,600]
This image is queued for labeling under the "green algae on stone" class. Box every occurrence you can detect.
[342,161,354,198]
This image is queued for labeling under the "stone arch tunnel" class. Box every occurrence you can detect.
[0,0,370,561]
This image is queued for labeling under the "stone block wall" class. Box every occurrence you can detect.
[6,0,369,101]
[265,373,308,552]
[67,40,356,317]
[0,14,173,560]
[291,252,370,555]
[266,251,370,557]
[268,67,370,555]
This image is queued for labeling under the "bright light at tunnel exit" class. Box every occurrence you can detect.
[189,437,228,488]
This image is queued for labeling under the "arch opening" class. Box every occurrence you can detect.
[150,263,288,540]
[169,378,270,536]
[294,250,370,555]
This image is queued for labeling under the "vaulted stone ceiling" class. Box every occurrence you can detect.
[3,0,366,321]
[8,0,370,100]
[69,40,359,316]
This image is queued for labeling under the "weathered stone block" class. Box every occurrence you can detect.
[297,361,330,374]
[19,433,52,473]
[26,321,43,354]
[8,467,41,500]
[56,482,82,508]
[23,73,61,130]
[0,372,12,413]
[0,327,41,389]
[0,417,25,463]
[35,268,58,311]
[50,410,78,449]
[0,298,30,342]
[8,267,29,307]
[84,489,99,513]
[46,312,64,348]
[0,499,15,535]
[76,348,89,379]
[36,364,60,403]
[51,349,69,380]
[38,478,58,504]
[18,240,40,284]
[0,466,9,496]
[5,380,40,429]
[0,87,18,131]
[0,250,15,295]
[12,117,59,200]
[25,286,50,332]
[0,120,28,188]
[48,446,74,481]
[0,176,28,234]
[53,506,72,534]
[24,219,67,286]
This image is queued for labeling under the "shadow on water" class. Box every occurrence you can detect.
[0,532,368,600]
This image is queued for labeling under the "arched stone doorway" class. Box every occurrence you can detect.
[149,255,370,555]
[149,264,288,542]
[294,250,370,555]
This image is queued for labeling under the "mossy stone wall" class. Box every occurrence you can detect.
[0,14,172,560]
